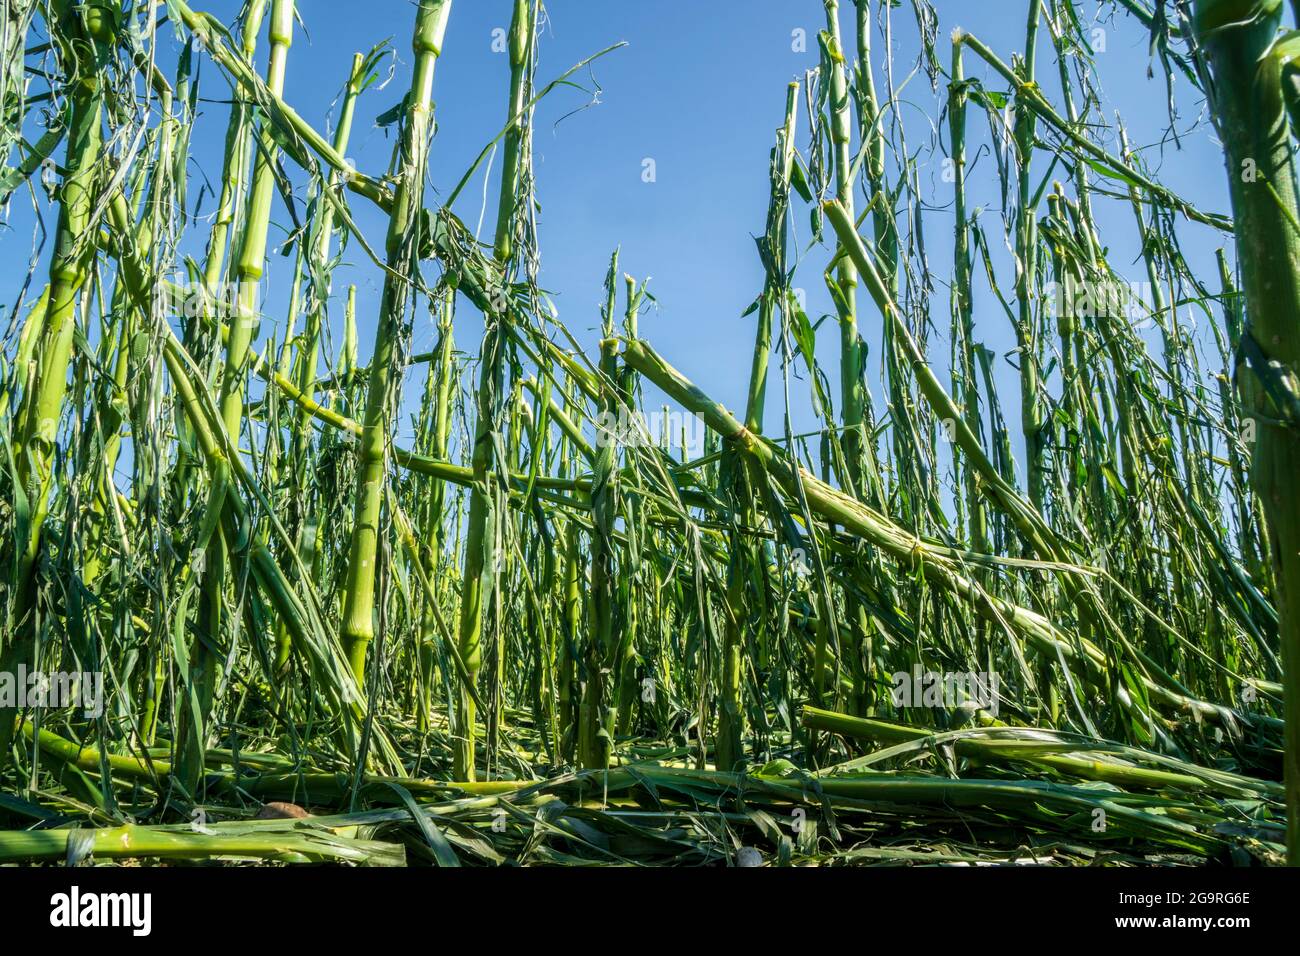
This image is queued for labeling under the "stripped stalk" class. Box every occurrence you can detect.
[1193,0,1300,864]
[339,0,452,687]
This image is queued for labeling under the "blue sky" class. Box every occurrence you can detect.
[3,1,1237,482]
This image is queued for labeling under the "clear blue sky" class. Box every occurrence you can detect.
[3,1,1237,479]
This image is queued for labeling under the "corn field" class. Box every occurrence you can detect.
[0,0,1297,869]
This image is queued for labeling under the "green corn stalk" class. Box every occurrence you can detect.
[821,2,865,492]
[176,0,296,797]
[719,83,799,773]
[1193,0,1300,865]
[452,0,533,780]
[339,0,452,687]
[1014,0,1046,516]
[200,0,269,304]
[579,251,621,771]
[948,34,989,559]
[1,0,112,769]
